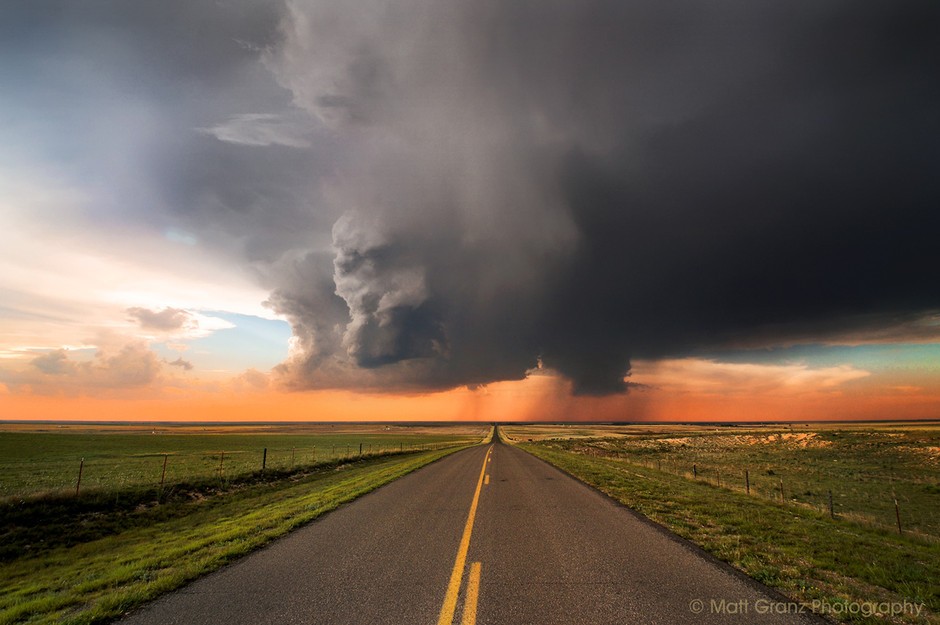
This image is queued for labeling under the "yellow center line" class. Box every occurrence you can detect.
[460,562,482,625]
[484,474,490,485]
[437,446,492,625]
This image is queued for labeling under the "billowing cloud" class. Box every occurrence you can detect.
[5,343,164,393]
[31,350,74,376]
[331,212,441,367]
[3,0,939,398]
[264,0,940,394]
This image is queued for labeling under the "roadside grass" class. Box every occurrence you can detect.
[519,442,939,625]
[0,447,466,625]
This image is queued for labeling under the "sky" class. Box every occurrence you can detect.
[1,0,939,422]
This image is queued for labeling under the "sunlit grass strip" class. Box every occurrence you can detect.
[520,443,940,625]
[0,447,464,625]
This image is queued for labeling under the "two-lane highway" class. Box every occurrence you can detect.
[120,437,822,625]
[466,439,821,625]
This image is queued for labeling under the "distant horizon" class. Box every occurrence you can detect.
[4,418,939,426]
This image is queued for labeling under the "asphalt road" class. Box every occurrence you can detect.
[119,435,823,625]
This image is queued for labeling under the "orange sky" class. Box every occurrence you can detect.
[3,360,938,423]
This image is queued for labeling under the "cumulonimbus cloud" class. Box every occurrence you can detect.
[263,0,940,395]
[7,0,939,397]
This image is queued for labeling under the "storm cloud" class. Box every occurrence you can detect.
[5,0,940,395]
[263,0,940,394]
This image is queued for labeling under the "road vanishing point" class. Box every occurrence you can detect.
[119,433,823,625]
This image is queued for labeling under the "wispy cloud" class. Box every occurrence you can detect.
[633,358,872,396]
[198,113,313,148]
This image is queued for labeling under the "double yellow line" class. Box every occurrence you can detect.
[437,446,492,625]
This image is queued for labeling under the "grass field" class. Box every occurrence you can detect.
[506,423,940,625]
[0,422,484,499]
[506,422,940,538]
[0,423,489,625]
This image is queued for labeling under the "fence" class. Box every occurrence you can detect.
[0,440,463,500]
[567,441,939,541]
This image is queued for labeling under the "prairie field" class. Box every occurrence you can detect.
[0,422,485,500]
[505,422,940,538]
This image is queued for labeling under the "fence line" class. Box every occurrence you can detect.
[1,440,469,501]
[570,442,936,540]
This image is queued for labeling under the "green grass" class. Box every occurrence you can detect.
[517,433,940,625]
[509,424,940,539]
[0,446,469,625]
[0,424,483,499]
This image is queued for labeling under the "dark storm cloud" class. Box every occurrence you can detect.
[7,0,939,395]
[0,0,283,85]
[537,0,940,390]
[266,0,940,394]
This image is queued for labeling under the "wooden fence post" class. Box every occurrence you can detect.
[75,457,84,496]
[745,469,750,494]
[160,454,168,490]
[895,498,902,535]
[828,490,834,519]
[262,448,267,471]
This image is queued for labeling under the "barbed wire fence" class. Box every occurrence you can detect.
[538,438,939,541]
[1,440,469,501]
